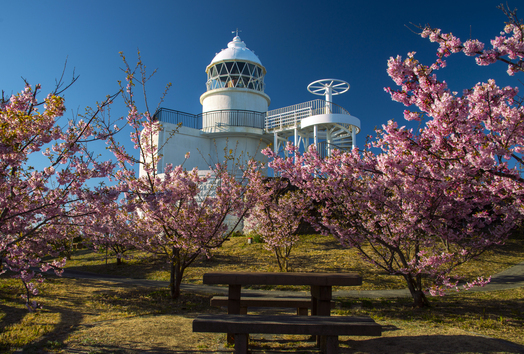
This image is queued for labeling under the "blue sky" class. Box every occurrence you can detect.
[1,0,519,168]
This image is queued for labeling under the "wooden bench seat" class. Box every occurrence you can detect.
[210,296,335,315]
[193,314,382,354]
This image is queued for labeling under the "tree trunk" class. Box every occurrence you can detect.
[404,274,430,308]
[170,247,183,299]
[170,261,184,299]
[274,248,284,272]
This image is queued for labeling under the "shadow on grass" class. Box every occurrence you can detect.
[213,332,524,354]
[20,304,85,354]
[0,304,26,329]
[76,282,215,317]
[17,281,218,353]
[55,343,221,353]
[342,334,524,353]
[342,290,524,323]
[64,253,169,280]
[192,249,271,270]
[0,304,27,352]
[336,290,524,353]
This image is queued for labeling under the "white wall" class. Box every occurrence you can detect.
[200,88,270,112]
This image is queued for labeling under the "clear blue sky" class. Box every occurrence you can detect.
[1,0,519,162]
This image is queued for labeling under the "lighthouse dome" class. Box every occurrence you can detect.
[210,36,262,66]
[204,35,267,93]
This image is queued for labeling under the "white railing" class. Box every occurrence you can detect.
[265,99,350,132]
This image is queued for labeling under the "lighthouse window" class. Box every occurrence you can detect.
[236,62,245,74]
[238,76,248,88]
[231,63,240,74]
[207,61,265,92]
[247,64,254,76]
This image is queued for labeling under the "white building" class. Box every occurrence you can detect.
[143,34,361,178]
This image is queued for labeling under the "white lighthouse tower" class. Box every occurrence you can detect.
[199,33,271,167]
[201,34,270,124]
[148,33,272,178]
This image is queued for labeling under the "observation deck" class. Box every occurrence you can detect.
[265,99,360,155]
[154,98,360,157]
[154,78,360,157]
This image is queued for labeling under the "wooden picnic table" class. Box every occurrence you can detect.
[202,272,362,317]
[200,271,368,350]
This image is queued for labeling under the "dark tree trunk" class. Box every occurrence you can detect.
[170,262,184,299]
[404,274,430,308]
[170,247,183,299]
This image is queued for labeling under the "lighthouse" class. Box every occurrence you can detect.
[148,32,360,179]
[199,33,272,168]
[201,34,270,121]
[148,34,272,178]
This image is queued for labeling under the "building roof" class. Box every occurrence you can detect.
[210,36,263,66]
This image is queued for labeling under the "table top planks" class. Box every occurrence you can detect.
[202,272,362,287]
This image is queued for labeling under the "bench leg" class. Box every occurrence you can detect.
[234,333,249,354]
[312,285,333,347]
[227,284,242,345]
[320,335,339,354]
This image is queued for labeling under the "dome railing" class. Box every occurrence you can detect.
[265,99,351,132]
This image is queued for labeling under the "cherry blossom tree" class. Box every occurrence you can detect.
[266,7,524,307]
[385,4,524,195]
[0,79,119,310]
[267,141,514,307]
[108,55,261,299]
[245,178,312,271]
[82,194,136,265]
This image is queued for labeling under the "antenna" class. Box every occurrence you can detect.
[307,79,350,103]
[232,28,242,37]
[308,79,350,114]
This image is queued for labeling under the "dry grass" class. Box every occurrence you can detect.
[65,233,524,291]
[0,277,223,353]
[0,232,523,353]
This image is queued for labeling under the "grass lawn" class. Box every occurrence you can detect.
[0,233,523,353]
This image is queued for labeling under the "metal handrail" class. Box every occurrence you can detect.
[316,141,347,158]
[265,99,350,131]
[153,108,202,129]
[201,109,265,130]
[154,107,266,130]
[155,99,351,133]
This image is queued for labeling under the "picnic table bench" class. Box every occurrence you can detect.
[210,295,335,315]
[193,314,382,354]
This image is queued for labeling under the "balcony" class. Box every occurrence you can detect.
[265,99,351,132]
[154,108,265,131]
